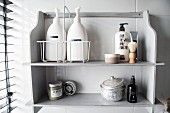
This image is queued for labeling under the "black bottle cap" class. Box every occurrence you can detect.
[130,75,135,84]
[119,23,128,31]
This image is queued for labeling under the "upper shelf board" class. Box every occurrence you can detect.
[26,93,163,107]
[45,12,143,18]
[26,61,164,67]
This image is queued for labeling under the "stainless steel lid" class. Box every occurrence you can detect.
[49,81,62,88]
[101,76,124,90]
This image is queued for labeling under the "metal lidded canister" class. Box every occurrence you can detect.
[48,81,63,100]
[64,81,76,96]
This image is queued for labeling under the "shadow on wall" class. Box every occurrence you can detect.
[150,15,170,99]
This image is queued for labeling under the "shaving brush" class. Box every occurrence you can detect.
[128,41,137,64]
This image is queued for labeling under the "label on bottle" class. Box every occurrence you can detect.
[50,36,58,38]
[120,55,125,60]
[119,34,129,50]
[51,89,62,98]
[128,91,137,102]
[115,32,129,61]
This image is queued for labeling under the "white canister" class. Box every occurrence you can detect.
[46,9,66,61]
[67,7,88,62]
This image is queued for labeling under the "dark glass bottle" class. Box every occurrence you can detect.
[127,76,138,103]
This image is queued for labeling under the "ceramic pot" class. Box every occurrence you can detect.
[100,76,125,101]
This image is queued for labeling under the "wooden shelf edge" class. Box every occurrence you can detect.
[155,62,165,66]
[25,93,164,107]
[22,61,164,67]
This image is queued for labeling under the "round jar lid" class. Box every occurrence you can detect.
[49,81,62,88]
[64,81,76,96]
[101,76,124,90]
[105,54,120,58]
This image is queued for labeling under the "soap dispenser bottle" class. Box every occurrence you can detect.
[46,8,66,61]
[127,75,138,103]
[67,7,88,62]
[115,23,130,62]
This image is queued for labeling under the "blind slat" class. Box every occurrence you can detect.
[0,33,13,37]
[0,6,13,13]
[0,24,13,29]
[0,68,15,73]
[0,14,13,21]
[0,43,14,45]
[2,107,17,113]
[0,95,6,100]
[0,0,13,5]
[0,76,15,82]
[0,60,15,63]
[0,52,14,53]
[0,99,17,109]
[0,84,16,91]
[0,92,16,100]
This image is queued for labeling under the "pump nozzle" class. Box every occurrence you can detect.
[130,75,136,84]
[119,23,128,31]
[55,8,60,18]
[74,7,81,22]
[75,7,81,15]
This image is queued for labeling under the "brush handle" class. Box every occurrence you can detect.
[166,98,170,112]
[129,52,136,64]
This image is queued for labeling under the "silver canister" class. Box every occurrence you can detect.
[100,76,125,101]
[64,81,76,96]
[48,81,63,100]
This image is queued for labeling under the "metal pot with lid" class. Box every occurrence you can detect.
[100,76,125,101]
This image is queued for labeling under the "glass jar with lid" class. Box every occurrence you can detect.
[48,81,63,100]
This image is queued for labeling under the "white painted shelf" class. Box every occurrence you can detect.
[28,61,164,67]
[29,93,162,107]
[29,10,165,113]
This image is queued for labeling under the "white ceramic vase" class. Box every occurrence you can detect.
[46,9,66,61]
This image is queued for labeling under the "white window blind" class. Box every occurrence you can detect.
[1,0,37,112]
[0,0,21,113]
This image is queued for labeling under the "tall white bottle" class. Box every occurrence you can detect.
[46,9,66,61]
[115,23,130,62]
[67,7,88,61]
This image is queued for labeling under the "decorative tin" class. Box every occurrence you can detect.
[48,81,63,100]
[64,81,76,96]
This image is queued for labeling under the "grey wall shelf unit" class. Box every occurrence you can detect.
[28,11,165,113]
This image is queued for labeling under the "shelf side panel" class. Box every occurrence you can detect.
[30,11,45,62]
[141,66,156,104]
[137,11,157,63]
[31,67,47,104]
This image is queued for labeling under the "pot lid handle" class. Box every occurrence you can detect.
[110,76,115,80]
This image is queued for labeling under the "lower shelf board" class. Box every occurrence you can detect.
[30,93,163,107]
[28,61,164,66]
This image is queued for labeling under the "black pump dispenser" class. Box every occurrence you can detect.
[127,75,138,103]
[119,23,128,31]
[130,76,135,84]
